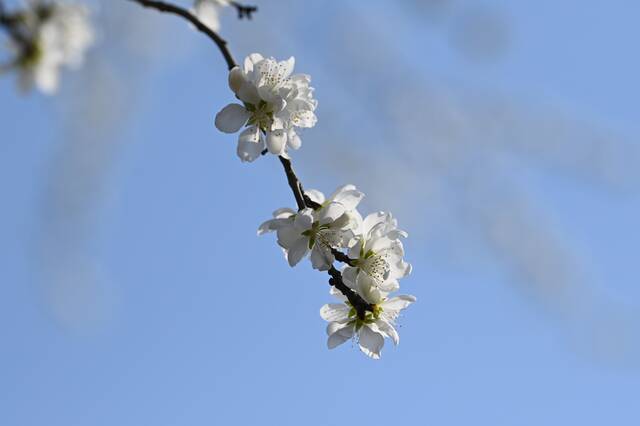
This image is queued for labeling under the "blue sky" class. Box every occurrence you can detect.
[1,1,640,425]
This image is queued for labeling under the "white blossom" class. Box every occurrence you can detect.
[13,1,94,94]
[193,0,229,32]
[343,211,412,294]
[320,285,416,359]
[258,185,363,270]
[215,53,318,161]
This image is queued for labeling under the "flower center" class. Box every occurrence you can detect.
[358,251,390,284]
[245,101,273,132]
[301,222,337,250]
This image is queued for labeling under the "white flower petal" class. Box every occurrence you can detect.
[310,245,333,271]
[318,202,346,225]
[237,81,261,105]
[382,295,417,314]
[356,273,384,305]
[293,209,314,230]
[361,214,383,238]
[328,325,355,349]
[341,267,358,289]
[34,66,60,94]
[378,279,400,293]
[236,126,264,162]
[291,110,317,128]
[326,320,354,349]
[333,190,364,212]
[376,318,400,345]
[266,129,288,155]
[319,304,350,322]
[243,53,263,73]
[273,208,296,218]
[276,226,303,248]
[257,218,291,236]
[279,56,295,80]
[215,103,250,133]
[228,66,244,93]
[287,238,309,267]
[358,326,384,359]
[287,128,302,150]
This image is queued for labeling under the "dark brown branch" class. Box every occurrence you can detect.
[328,267,373,320]
[278,156,322,211]
[127,0,237,70]
[303,193,322,210]
[278,156,306,211]
[331,248,356,266]
[230,1,257,19]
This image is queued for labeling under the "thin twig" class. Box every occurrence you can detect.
[277,156,323,211]
[278,156,306,211]
[229,1,257,19]
[127,0,237,70]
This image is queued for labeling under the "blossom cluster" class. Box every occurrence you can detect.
[1,0,94,94]
[216,54,415,359]
[215,53,317,161]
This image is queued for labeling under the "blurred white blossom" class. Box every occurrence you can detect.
[193,0,229,32]
[12,1,94,94]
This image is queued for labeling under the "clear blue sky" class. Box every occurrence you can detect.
[2,1,640,425]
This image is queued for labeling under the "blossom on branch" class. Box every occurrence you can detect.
[215,53,318,161]
[114,0,418,359]
[258,185,364,270]
[321,286,416,359]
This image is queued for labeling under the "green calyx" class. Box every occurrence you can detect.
[346,302,382,328]
[245,100,273,132]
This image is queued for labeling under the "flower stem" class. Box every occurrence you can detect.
[127,0,237,70]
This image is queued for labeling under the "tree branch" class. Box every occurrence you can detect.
[127,0,237,70]
[130,0,373,317]
[278,156,322,211]
[278,156,306,211]
[328,266,373,320]
[331,248,356,266]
